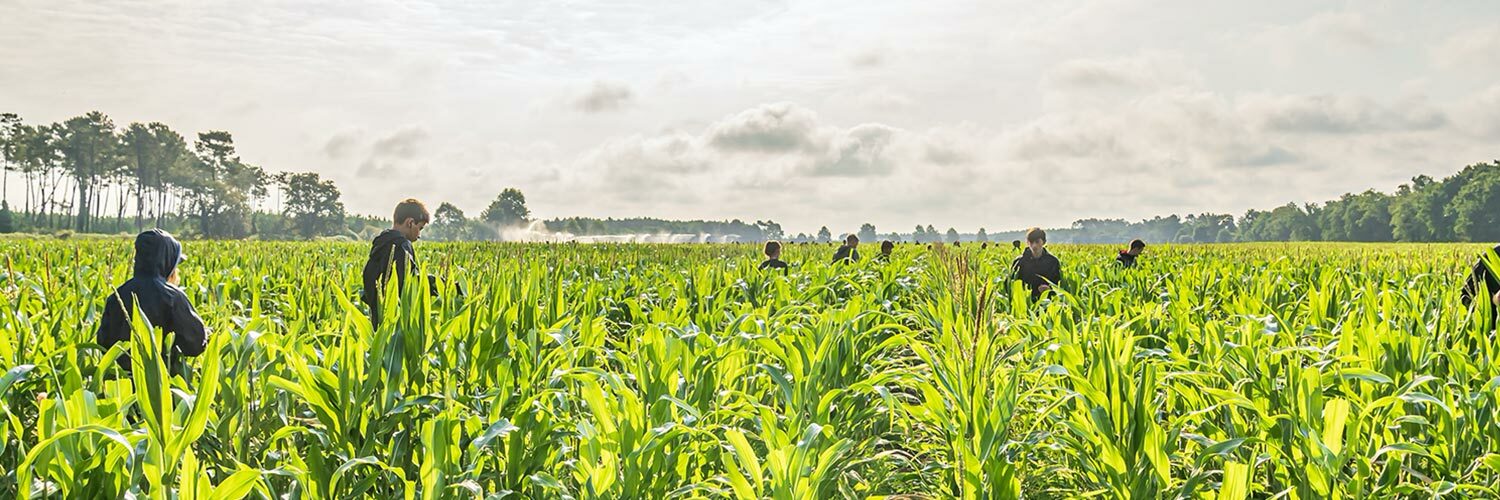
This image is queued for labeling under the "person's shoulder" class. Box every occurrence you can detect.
[160,282,192,302]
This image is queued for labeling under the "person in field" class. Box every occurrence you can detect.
[1116,239,1146,268]
[1012,240,1022,251]
[759,240,789,272]
[1011,227,1062,300]
[831,234,861,263]
[878,240,895,260]
[1461,244,1500,326]
[361,198,438,327]
[96,229,209,372]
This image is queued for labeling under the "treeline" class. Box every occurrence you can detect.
[0,111,352,239]
[542,218,782,241]
[1034,161,1500,244]
[821,161,1500,245]
[6,111,1497,245]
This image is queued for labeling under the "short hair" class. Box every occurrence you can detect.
[880,240,894,252]
[1012,240,1022,248]
[846,234,859,244]
[764,240,782,256]
[1129,239,1146,250]
[393,199,430,224]
[1025,227,1047,244]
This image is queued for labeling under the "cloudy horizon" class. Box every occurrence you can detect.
[3,0,1498,235]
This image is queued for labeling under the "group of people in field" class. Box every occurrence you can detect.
[94,197,1500,371]
[759,228,1148,301]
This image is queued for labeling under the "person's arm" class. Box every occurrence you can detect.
[96,293,128,350]
[1040,258,1062,292]
[392,243,412,291]
[166,291,209,357]
[1462,260,1484,307]
[1009,257,1022,280]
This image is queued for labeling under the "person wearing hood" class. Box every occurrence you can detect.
[362,198,435,327]
[1461,244,1500,328]
[96,229,209,371]
[1116,239,1146,268]
[1011,227,1062,301]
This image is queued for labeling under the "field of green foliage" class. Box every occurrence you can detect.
[0,239,1497,498]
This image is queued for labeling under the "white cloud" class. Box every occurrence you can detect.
[1045,52,1200,90]
[849,48,886,69]
[1238,94,1448,134]
[573,81,635,113]
[3,1,1498,234]
[1433,26,1500,69]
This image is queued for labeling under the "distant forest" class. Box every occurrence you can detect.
[3,111,1497,243]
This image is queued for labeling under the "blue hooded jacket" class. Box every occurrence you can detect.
[96,230,209,364]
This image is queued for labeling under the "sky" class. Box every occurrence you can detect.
[2,0,1499,235]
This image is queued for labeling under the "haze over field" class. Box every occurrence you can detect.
[3,0,1499,234]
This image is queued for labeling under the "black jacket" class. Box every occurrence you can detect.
[1116,250,1138,268]
[758,258,789,271]
[1011,248,1062,299]
[361,229,418,307]
[831,245,860,264]
[1462,245,1500,319]
[96,230,209,367]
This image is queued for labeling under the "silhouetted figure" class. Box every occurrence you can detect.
[759,241,789,272]
[1462,244,1500,328]
[832,234,861,264]
[1117,239,1146,268]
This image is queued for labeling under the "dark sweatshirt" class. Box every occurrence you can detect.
[758,258,789,271]
[361,229,418,326]
[1116,250,1139,268]
[1011,248,1062,300]
[1462,245,1500,322]
[96,230,209,368]
[831,245,860,264]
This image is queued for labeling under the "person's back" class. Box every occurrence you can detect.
[759,240,790,272]
[1462,244,1500,326]
[832,234,861,264]
[758,258,789,270]
[96,229,209,370]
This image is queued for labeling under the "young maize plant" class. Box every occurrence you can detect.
[0,239,1497,498]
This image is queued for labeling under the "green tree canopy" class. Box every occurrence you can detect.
[481,188,531,228]
[276,171,346,239]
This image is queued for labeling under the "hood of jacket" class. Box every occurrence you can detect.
[370,229,409,256]
[134,229,184,279]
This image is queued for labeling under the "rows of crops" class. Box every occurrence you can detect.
[0,239,1497,498]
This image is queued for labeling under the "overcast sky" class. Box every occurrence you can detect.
[3,0,1499,234]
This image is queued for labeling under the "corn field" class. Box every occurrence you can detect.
[1,239,1498,499]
